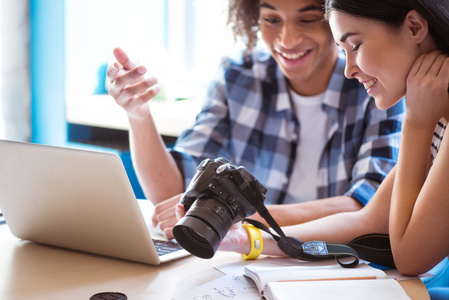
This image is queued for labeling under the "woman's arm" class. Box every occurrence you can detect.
[391,121,449,275]
[219,166,396,256]
[250,195,362,227]
[390,52,449,275]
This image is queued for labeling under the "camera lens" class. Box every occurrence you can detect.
[173,197,234,259]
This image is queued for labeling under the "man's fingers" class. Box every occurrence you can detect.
[152,194,182,227]
[159,217,178,240]
[113,47,137,70]
[112,66,147,92]
[151,210,159,227]
[164,227,175,240]
[106,62,121,81]
[175,203,185,220]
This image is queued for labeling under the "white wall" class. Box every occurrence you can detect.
[65,0,166,96]
[0,0,30,141]
[65,0,241,100]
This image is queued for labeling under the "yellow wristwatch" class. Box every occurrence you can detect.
[241,223,263,260]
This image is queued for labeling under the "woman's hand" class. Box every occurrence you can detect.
[107,47,161,121]
[218,222,251,254]
[405,51,449,127]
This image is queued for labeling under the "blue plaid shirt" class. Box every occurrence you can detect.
[170,49,405,205]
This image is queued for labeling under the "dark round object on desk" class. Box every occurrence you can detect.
[90,292,127,300]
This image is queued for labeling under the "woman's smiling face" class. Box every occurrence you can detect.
[328,11,419,110]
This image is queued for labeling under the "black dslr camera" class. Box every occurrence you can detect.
[173,157,267,259]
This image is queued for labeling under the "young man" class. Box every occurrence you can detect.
[107,0,405,239]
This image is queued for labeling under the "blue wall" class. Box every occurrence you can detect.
[30,0,67,145]
[29,0,145,199]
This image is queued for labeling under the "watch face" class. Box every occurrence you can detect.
[90,292,127,300]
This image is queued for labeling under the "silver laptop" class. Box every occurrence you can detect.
[0,139,190,264]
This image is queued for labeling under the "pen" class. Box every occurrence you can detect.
[280,276,378,282]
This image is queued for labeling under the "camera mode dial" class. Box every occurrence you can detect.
[216,163,229,175]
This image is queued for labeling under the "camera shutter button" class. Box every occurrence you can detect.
[216,164,229,174]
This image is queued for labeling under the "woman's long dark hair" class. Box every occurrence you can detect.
[324,0,449,54]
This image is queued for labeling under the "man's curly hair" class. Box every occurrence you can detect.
[226,0,326,52]
[227,0,261,51]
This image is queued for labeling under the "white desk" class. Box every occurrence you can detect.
[66,94,201,137]
[0,222,430,300]
[0,222,242,299]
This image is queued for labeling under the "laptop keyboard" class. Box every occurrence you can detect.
[153,239,184,256]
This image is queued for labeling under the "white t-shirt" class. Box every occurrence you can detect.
[283,90,329,204]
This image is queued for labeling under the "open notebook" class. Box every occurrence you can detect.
[0,140,190,264]
[244,263,410,300]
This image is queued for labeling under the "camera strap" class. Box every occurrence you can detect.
[243,217,359,268]
[347,233,395,269]
[240,179,359,268]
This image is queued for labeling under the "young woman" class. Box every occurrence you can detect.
[214,0,449,297]
[327,0,449,298]
[107,0,403,239]
[326,0,449,271]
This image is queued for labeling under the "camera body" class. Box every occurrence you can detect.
[173,157,267,258]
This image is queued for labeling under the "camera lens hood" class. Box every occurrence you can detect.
[173,215,221,259]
